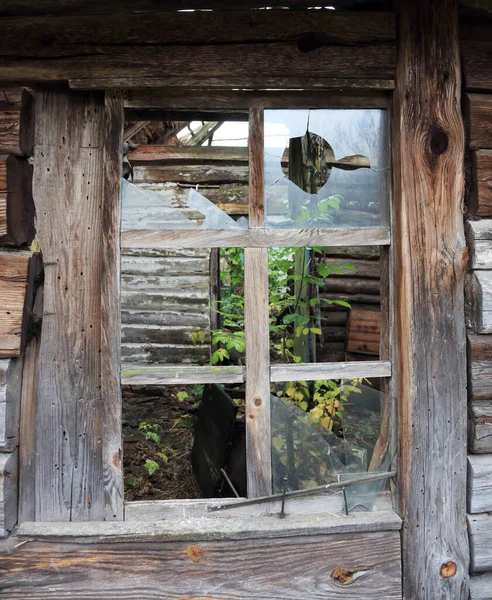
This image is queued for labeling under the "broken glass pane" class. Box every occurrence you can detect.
[271,381,395,511]
[264,109,389,228]
[121,180,247,231]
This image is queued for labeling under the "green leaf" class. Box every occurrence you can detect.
[177,391,188,402]
[144,459,159,476]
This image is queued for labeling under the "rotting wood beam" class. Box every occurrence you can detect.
[393,0,470,597]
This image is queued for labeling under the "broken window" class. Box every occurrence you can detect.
[120,106,394,514]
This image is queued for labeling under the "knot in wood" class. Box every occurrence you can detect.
[430,129,449,156]
[332,567,355,585]
[441,561,457,578]
[254,397,262,407]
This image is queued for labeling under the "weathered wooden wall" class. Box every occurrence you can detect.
[462,4,492,596]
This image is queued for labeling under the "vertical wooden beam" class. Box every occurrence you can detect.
[393,1,470,597]
[101,91,124,520]
[248,107,264,228]
[244,247,271,498]
[32,86,123,521]
[245,107,271,497]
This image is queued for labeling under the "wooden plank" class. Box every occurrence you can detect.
[0,43,395,85]
[462,38,492,91]
[470,151,492,217]
[467,271,492,333]
[469,400,492,453]
[468,513,492,573]
[129,145,248,163]
[0,250,29,358]
[32,86,123,521]
[468,454,492,513]
[2,528,402,599]
[244,247,271,497]
[270,360,391,382]
[100,91,124,521]
[123,89,391,110]
[0,155,35,246]
[121,364,245,386]
[468,335,492,399]
[0,11,395,54]
[0,358,22,452]
[393,0,470,597]
[133,164,248,185]
[72,76,396,92]
[466,218,492,269]
[466,94,492,148]
[470,573,492,600]
[249,107,264,227]
[0,449,18,537]
[18,252,42,524]
[121,227,391,250]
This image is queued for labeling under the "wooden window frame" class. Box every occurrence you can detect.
[121,95,394,501]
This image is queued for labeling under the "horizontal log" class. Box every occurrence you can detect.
[121,343,210,365]
[469,400,492,453]
[3,526,402,598]
[466,94,492,148]
[133,164,248,185]
[0,155,34,246]
[0,90,33,156]
[462,34,492,91]
[123,89,391,110]
[465,271,492,333]
[121,324,210,345]
[121,254,210,277]
[0,250,29,358]
[0,358,22,451]
[324,277,381,295]
[0,44,395,85]
[0,11,395,57]
[121,227,391,250]
[0,87,23,111]
[470,573,492,600]
[122,364,245,386]
[469,513,492,572]
[470,151,492,217]
[466,219,492,268]
[121,273,209,293]
[270,360,390,382]
[0,449,17,538]
[121,308,209,328]
[129,145,248,164]
[468,454,492,513]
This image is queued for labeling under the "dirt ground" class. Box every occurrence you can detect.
[122,385,203,501]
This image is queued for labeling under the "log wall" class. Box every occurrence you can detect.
[462,6,492,594]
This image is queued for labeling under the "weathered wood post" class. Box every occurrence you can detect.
[393,0,470,597]
[31,86,124,521]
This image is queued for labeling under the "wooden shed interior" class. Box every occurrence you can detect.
[0,0,491,598]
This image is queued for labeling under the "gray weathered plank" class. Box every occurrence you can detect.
[270,360,391,382]
[0,250,29,358]
[121,227,391,250]
[244,247,271,498]
[0,358,22,452]
[121,364,245,386]
[468,513,492,573]
[469,400,492,453]
[3,528,402,599]
[470,573,492,600]
[393,0,470,597]
[0,448,18,537]
[468,271,492,333]
[468,454,492,513]
[466,219,492,269]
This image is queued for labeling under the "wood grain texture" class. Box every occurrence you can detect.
[72,76,395,92]
[470,573,492,600]
[0,90,34,156]
[123,89,390,110]
[461,15,492,91]
[0,448,17,537]
[121,227,391,250]
[0,155,35,246]
[0,358,22,452]
[270,360,391,382]
[244,247,271,497]
[466,219,492,269]
[468,454,492,513]
[469,400,492,453]
[468,335,492,399]
[467,271,492,333]
[0,44,395,85]
[122,365,245,386]
[0,250,29,358]
[393,0,470,597]
[32,86,122,521]
[101,91,124,521]
[471,151,492,217]
[466,94,492,149]
[249,107,264,227]
[132,164,248,185]
[0,529,402,599]
[0,11,395,55]
[468,513,492,572]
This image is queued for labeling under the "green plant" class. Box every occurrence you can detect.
[144,459,160,476]
[138,422,161,446]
